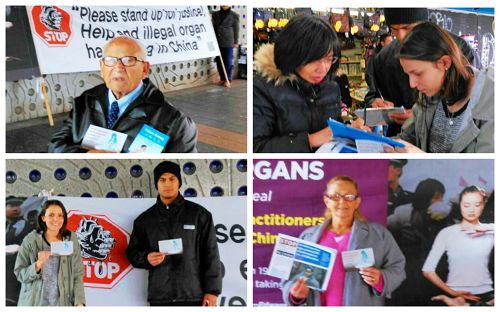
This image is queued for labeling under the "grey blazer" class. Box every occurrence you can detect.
[211,9,239,48]
[282,219,406,306]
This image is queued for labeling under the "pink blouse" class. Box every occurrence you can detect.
[318,230,384,306]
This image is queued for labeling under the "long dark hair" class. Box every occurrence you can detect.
[274,15,341,79]
[412,178,446,212]
[38,199,70,240]
[398,21,472,106]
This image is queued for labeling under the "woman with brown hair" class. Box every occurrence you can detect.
[14,200,85,306]
[282,176,406,306]
[393,21,493,153]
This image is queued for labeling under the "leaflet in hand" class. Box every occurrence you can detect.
[128,124,170,153]
[51,241,74,256]
[81,125,127,152]
[158,238,183,255]
[341,248,375,270]
[354,106,406,126]
[355,139,392,153]
[327,118,405,148]
[267,233,336,291]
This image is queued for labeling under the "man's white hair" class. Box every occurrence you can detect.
[103,36,147,60]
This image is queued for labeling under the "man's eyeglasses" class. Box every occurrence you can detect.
[102,56,145,67]
[324,193,358,202]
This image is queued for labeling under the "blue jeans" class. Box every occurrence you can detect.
[216,47,234,81]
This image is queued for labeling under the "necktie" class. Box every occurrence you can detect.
[107,101,119,129]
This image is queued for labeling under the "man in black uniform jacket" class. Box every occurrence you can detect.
[387,159,413,216]
[126,161,222,306]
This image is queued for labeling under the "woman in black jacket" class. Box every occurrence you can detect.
[253,16,367,153]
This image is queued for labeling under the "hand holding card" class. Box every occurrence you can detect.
[81,125,127,153]
[51,241,74,256]
[341,248,375,270]
[158,238,183,255]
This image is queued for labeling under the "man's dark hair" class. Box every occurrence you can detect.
[389,159,408,168]
[274,15,341,78]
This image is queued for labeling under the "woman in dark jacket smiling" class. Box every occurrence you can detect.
[253,16,366,153]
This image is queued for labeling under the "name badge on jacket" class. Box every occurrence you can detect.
[184,224,195,230]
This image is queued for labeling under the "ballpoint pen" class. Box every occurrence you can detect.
[363,101,367,126]
[377,87,385,102]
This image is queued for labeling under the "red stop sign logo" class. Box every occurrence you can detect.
[67,211,132,289]
[31,6,72,46]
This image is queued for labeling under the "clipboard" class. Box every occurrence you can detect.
[327,118,405,148]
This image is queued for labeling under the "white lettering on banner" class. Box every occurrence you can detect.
[27,6,220,74]
[255,280,282,289]
[253,191,272,202]
[52,196,246,306]
[254,161,324,181]
[44,31,69,42]
[278,238,297,247]
[83,260,120,279]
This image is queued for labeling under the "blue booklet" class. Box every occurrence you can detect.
[128,124,170,153]
[327,118,405,148]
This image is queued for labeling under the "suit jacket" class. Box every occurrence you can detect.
[211,9,239,47]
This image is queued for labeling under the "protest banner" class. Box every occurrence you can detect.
[27,6,220,74]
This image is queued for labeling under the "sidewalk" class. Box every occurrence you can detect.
[6,79,247,153]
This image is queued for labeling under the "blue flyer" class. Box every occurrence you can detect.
[128,124,170,153]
